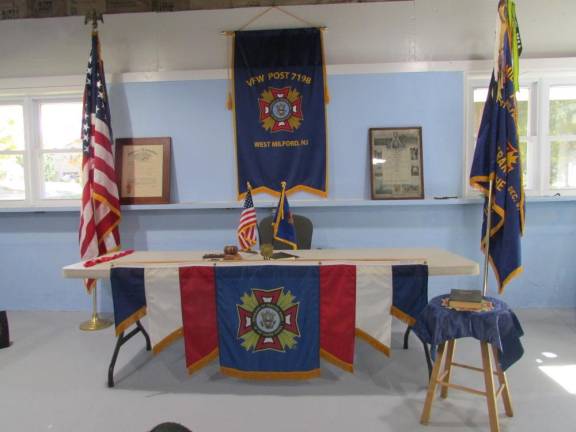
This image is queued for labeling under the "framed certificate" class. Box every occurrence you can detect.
[115,137,171,204]
[369,127,424,200]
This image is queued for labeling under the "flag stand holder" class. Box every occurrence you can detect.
[79,285,112,331]
[481,177,495,297]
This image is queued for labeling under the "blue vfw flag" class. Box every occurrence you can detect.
[216,265,320,379]
[233,28,328,198]
[470,0,525,293]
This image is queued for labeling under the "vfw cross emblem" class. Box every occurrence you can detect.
[258,87,303,133]
[237,287,300,352]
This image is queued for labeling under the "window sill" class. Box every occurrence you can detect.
[1,195,575,213]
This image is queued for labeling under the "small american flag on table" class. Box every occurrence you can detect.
[237,187,257,251]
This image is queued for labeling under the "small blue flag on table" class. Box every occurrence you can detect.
[273,182,297,249]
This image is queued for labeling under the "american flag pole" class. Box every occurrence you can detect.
[78,14,121,331]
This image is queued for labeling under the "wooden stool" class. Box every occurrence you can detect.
[420,339,514,432]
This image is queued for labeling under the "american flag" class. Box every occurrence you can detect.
[237,188,257,251]
[79,32,122,291]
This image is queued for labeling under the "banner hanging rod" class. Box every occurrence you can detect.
[220,5,326,34]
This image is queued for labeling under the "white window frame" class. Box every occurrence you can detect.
[541,77,576,196]
[0,98,28,204]
[464,71,576,198]
[0,88,83,208]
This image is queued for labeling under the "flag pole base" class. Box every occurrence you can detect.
[79,284,112,331]
[79,313,112,331]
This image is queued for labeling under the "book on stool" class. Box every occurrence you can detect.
[448,289,483,311]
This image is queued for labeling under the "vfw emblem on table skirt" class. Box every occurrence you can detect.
[258,87,303,133]
[237,287,300,352]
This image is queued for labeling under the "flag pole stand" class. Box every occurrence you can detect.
[79,284,112,331]
[481,177,495,297]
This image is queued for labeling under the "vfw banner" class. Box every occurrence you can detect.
[233,28,328,198]
[109,263,428,379]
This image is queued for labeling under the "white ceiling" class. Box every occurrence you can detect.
[0,0,575,79]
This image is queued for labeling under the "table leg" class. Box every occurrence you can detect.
[440,339,456,399]
[107,320,151,388]
[492,345,514,417]
[403,326,411,349]
[137,320,152,351]
[404,325,432,378]
[423,341,433,378]
[481,342,500,432]
[420,342,446,425]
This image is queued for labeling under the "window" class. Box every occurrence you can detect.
[0,104,25,200]
[0,94,83,206]
[38,101,83,199]
[548,85,576,189]
[466,75,576,197]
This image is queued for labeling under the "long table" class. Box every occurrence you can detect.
[62,248,479,279]
[62,248,478,386]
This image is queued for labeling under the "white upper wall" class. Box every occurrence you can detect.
[0,0,575,78]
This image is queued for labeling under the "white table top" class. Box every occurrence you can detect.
[62,248,479,280]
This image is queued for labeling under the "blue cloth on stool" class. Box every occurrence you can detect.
[412,295,524,371]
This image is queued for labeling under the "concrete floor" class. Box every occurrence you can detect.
[0,309,575,432]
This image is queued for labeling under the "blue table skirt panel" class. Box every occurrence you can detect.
[412,295,524,371]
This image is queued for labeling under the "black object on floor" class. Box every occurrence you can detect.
[150,422,192,432]
[0,311,10,349]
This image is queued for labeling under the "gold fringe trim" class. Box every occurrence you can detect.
[470,172,525,293]
[499,265,523,293]
[355,328,390,357]
[320,348,353,373]
[115,306,147,336]
[152,327,184,355]
[92,191,122,219]
[390,306,416,326]
[487,252,524,294]
[238,184,328,200]
[220,366,321,380]
[187,348,219,375]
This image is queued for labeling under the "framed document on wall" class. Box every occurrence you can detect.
[115,137,171,204]
[369,127,424,200]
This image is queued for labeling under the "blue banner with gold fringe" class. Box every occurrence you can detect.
[233,28,328,198]
[469,0,525,293]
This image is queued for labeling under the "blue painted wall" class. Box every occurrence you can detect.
[109,72,463,201]
[1,72,575,311]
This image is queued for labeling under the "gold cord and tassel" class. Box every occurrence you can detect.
[226,32,235,111]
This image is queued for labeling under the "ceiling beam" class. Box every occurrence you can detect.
[0,0,411,21]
